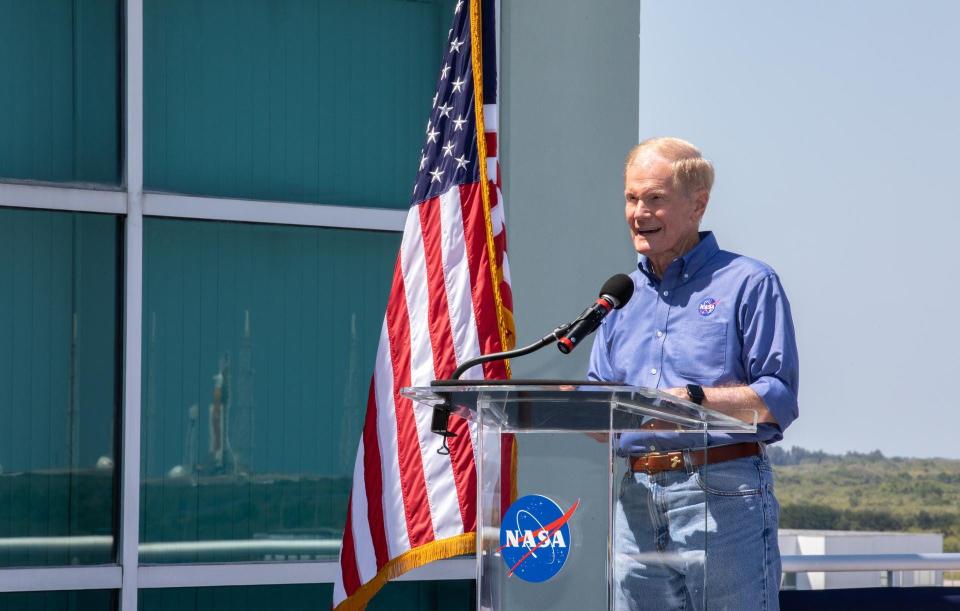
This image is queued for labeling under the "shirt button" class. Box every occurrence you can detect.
[650,368,658,375]
[656,330,664,338]
[663,290,670,296]
[683,273,689,279]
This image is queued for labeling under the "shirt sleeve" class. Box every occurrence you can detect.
[587,319,614,382]
[740,273,800,432]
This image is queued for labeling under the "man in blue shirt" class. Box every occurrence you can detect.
[588,137,799,610]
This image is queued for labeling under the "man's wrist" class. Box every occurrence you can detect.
[686,383,706,406]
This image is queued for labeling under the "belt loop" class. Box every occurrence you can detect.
[682,448,693,472]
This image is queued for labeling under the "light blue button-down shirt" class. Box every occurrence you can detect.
[588,232,799,453]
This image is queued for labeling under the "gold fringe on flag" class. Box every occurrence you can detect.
[333,533,477,611]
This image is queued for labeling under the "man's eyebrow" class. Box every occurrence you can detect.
[633,187,666,197]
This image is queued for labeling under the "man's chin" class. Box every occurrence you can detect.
[632,239,654,254]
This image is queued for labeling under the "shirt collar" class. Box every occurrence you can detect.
[637,231,720,282]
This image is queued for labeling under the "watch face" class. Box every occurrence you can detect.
[686,384,705,403]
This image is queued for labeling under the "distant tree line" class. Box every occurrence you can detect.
[783,503,913,531]
[767,445,886,466]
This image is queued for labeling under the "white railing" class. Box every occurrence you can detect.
[782,553,960,573]
[781,553,960,588]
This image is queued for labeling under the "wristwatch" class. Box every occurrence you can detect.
[686,383,706,406]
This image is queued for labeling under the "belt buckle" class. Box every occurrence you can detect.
[630,453,653,474]
[645,450,666,474]
[636,455,652,474]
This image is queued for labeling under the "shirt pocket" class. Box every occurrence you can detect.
[671,321,727,380]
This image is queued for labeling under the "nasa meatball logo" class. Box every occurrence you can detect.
[498,494,580,583]
[698,297,719,317]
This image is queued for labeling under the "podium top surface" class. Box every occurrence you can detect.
[401,381,757,433]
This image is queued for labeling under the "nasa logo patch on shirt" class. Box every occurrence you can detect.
[698,297,719,317]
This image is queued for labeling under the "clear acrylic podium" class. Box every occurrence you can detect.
[402,381,758,611]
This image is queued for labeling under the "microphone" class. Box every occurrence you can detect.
[430,271,633,454]
[557,274,634,354]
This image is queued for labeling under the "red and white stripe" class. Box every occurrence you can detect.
[333,173,510,607]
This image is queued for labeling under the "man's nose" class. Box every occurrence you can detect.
[632,202,652,220]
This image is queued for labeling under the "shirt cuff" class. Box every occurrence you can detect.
[749,376,798,432]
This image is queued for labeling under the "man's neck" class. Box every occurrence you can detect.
[647,231,701,278]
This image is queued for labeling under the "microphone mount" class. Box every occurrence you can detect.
[430,273,633,454]
[450,323,573,381]
[430,323,572,455]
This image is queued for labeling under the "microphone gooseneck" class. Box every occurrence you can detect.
[430,272,634,454]
[556,274,634,354]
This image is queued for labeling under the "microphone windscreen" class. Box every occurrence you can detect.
[599,274,634,309]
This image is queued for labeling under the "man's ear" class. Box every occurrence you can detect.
[692,189,709,220]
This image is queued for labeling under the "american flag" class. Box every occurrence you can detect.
[333,0,514,607]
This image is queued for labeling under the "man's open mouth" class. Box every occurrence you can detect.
[635,227,662,236]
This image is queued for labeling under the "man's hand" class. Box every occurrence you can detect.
[662,387,688,401]
[662,385,779,425]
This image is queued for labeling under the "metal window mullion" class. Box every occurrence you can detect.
[141,192,406,231]
[136,558,475,589]
[120,0,144,608]
[0,566,122,593]
[0,183,126,214]
[0,182,406,232]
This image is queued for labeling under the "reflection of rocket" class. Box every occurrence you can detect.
[209,362,224,467]
[209,352,231,471]
[186,403,199,473]
[234,310,255,473]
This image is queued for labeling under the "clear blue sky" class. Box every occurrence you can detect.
[639,1,960,458]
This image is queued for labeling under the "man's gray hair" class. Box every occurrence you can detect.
[625,137,715,196]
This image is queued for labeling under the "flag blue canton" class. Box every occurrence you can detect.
[411,0,481,206]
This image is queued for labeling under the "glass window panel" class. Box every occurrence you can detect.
[0,208,120,567]
[140,218,400,563]
[139,581,472,611]
[0,589,116,611]
[0,0,121,185]
[144,0,453,208]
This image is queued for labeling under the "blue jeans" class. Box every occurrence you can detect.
[614,454,781,611]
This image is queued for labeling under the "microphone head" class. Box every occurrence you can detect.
[599,274,634,309]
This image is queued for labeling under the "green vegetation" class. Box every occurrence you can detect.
[769,446,960,552]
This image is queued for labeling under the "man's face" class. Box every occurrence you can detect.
[624,154,708,262]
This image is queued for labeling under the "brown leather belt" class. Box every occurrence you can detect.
[628,442,761,475]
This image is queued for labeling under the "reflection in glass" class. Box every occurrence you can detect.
[0,0,121,184]
[143,0,451,208]
[139,581,472,611]
[0,209,120,567]
[140,219,399,563]
[0,589,116,611]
